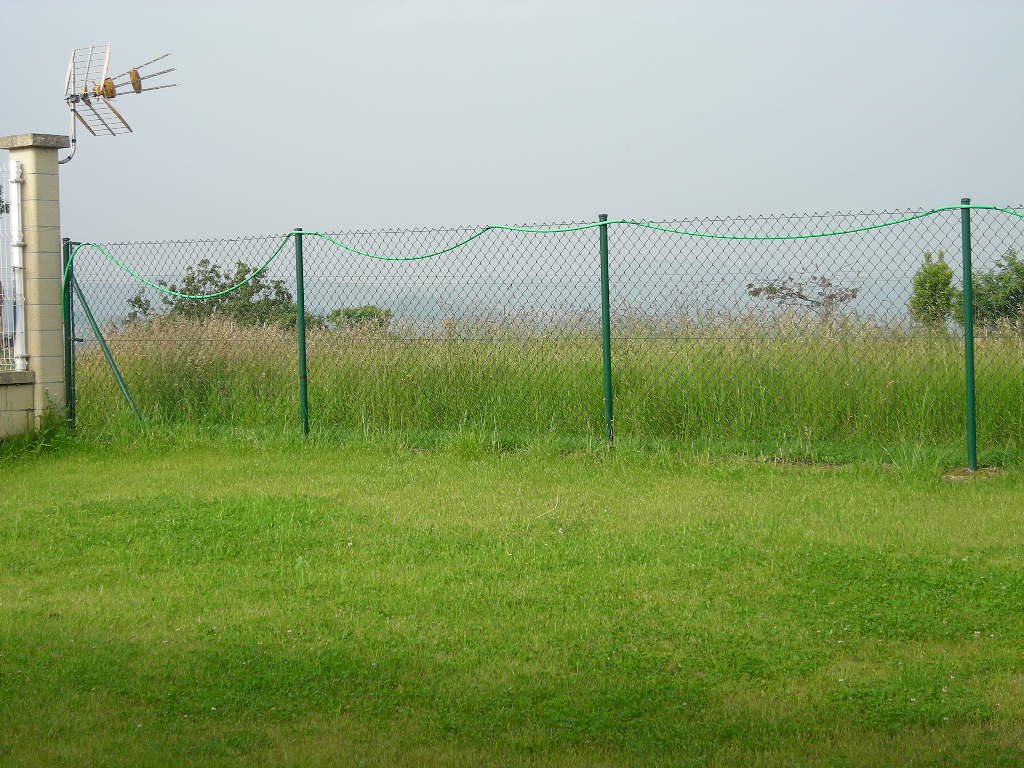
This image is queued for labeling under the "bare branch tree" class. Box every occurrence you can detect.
[746,275,859,314]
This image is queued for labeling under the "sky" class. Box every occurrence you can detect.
[2,0,1023,241]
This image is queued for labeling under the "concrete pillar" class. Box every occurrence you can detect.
[0,133,70,423]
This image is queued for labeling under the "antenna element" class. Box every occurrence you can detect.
[59,45,178,164]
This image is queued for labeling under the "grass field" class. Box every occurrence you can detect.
[2,430,1023,766]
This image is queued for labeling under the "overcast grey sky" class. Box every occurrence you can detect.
[3,0,1022,241]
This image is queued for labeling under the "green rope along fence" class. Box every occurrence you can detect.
[63,203,1024,467]
[63,204,1024,292]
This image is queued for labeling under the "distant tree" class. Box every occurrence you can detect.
[125,290,154,325]
[746,275,859,314]
[328,305,393,330]
[0,186,9,216]
[955,247,1024,327]
[908,250,955,328]
[126,259,321,328]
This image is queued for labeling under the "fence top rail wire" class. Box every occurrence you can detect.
[63,203,1024,310]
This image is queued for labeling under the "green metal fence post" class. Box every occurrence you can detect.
[598,213,614,443]
[960,198,977,471]
[294,228,310,436]
[61,238,76,430]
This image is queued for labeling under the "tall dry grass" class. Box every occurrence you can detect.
[73,313,1024,456]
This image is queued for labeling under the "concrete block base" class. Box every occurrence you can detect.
[0,371,36,438]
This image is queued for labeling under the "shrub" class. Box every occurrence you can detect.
[908,250,955,328]
[956,247,1024,327]
[327,305,393,330]
[126,260,335,330]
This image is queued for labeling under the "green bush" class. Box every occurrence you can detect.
[127,260,303,328]
[956,247,1024,327]
[126,260,340,330]
[910,247,1024,330]
[908,250,955,328]
[327,305,393,330]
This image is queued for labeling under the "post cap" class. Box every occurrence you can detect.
[0,370,35,386]
[961,197,971,205]
[0,133,71,150]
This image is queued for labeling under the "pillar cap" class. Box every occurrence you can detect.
[0,133,71,150]
[0,371,34,386]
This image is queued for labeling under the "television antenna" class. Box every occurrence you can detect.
[59,44,178,164]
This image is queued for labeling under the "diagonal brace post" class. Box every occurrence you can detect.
[71,274,142,422]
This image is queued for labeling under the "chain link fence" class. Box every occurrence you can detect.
[66,205,1024,457]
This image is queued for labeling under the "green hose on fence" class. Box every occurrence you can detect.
[63,203,1024,303]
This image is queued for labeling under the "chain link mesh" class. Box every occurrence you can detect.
[69,207,1024,453]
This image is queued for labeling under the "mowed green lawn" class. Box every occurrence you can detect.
[2,436,1023,766]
